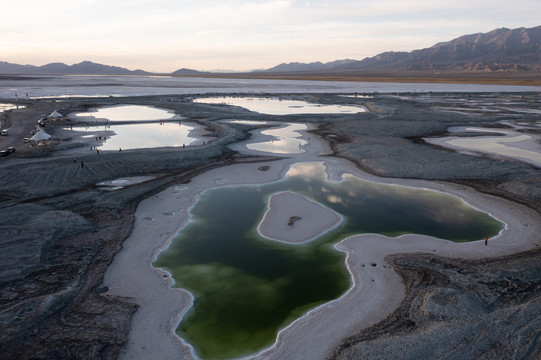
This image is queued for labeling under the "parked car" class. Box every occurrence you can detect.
[6,147,15,153]
[0,150,9,157]
[1,129,7,136]
[23,138,29,143]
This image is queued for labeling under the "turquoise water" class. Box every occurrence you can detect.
[154,162,502,359]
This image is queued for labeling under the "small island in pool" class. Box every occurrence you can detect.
[258,191,343,244]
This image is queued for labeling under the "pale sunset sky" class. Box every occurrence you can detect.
[1,0,539,73]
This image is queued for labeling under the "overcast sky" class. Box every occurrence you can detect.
[1,0,539,73]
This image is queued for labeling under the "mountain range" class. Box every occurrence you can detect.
[1,25,539,76]
[259,26,541,74]
[0,60,150,75]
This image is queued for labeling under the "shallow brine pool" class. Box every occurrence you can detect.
[424,124,541,167]
[68,122,202,150]
[154,162,502,359]
[194,96,366,115]
[247,123,308,154]
[69,105,180,122]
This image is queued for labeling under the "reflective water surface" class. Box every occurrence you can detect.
[0,103,23,112]
[228,120,270,125]
[68,122,200,150]
[2,75,540,99]
[247,123,308,154]
[194,96,366,115]
[426,125,541,167]
[155,162,502,359]
[70,105,178,122]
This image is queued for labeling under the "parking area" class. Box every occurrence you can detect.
[0,101,63,156]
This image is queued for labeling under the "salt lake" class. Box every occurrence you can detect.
[2,75,540,99]
[154,161,503,359]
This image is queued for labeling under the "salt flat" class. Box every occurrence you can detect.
[0,88,539,359]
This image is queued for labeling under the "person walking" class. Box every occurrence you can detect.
[485,237,488,246]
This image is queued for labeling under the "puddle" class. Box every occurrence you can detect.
[341,94,374,98]
[227,120,270,125]
[97,176,156,190]
[0,103,23,112]
[194,97,366,115]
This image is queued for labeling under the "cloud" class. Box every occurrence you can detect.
[241,0,291,11]
[1,0,540,71]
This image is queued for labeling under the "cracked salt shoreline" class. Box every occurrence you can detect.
[103,121,541,360]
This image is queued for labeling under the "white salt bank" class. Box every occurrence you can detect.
[258,191,342,244]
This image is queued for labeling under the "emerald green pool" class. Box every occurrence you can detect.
[154,162,502,359]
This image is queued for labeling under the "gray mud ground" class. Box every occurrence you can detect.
[331,250,541,360]
[0,92,540,359]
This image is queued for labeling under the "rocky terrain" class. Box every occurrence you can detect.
[0,91,539,359]
[331,249,541,359]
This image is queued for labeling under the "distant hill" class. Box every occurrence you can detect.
[265,59,359,73]
[259,25,541,74]
[171,68,207,75]
[0,60,150,75]
[2,25,540,78]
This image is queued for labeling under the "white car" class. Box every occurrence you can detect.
[1,130,8,136]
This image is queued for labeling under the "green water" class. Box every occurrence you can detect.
[154,162,502,359]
